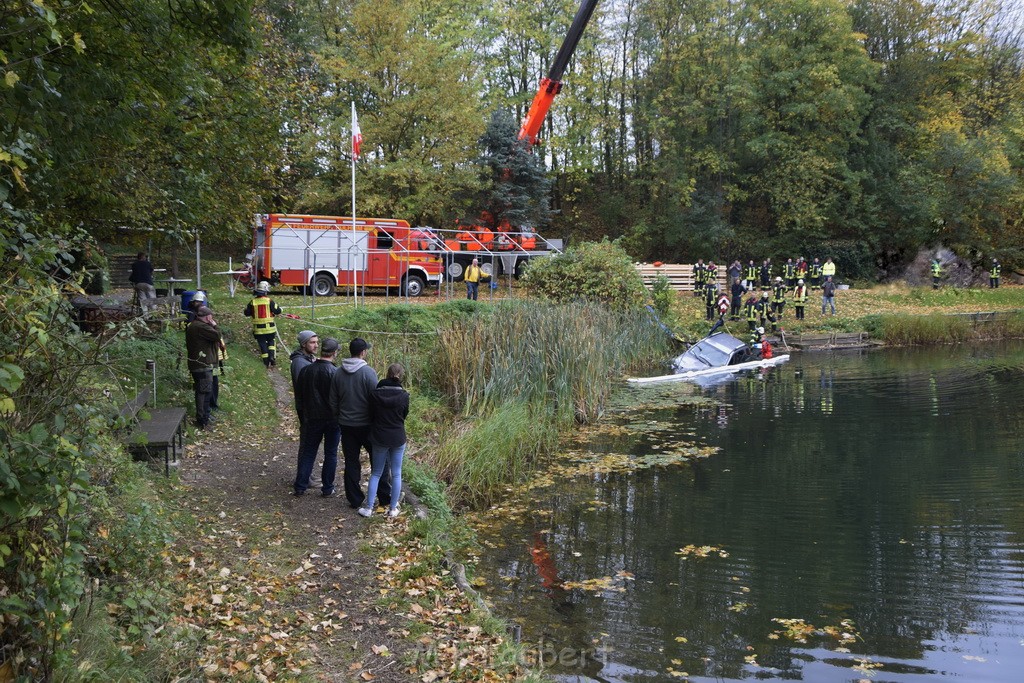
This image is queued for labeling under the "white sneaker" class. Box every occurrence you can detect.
[387,507,400,519]
[357,507,373,518]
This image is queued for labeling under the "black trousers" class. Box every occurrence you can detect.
[340,424,391,508]
[191,369,213,426]
[254,333,276,367]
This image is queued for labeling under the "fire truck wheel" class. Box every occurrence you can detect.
[311,272,336,297]
[402,274,425,298]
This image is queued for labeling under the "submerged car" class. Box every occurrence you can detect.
[671,332,758,374]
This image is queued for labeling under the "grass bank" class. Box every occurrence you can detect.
[667,282,1024,345]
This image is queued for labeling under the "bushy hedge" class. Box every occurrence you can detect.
[521,239,648,309]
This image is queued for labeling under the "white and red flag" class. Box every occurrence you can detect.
[351,104,362,158]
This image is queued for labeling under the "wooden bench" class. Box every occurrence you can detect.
[120,387,186,477]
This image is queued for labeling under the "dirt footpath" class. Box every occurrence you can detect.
[174,369,416,682]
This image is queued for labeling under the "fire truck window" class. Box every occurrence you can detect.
[377,231,393,250]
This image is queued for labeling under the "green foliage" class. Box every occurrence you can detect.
[430,404,559,508]
[521,239,649,309]
[402,460,455,526]
[863,311,1024,346]
[0,218,181,678]
[474,109,554,228]
[651,273,675,319]
[431,299,669,419]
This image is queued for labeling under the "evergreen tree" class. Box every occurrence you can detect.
[476,109,554,229]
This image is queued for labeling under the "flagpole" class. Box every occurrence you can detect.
[351,101,358,306]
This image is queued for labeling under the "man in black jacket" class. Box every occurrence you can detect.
[293,338,341,497]
[129,252,156,311]
[185,307,221,430]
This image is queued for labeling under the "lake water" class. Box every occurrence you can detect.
[471,344,1024,682]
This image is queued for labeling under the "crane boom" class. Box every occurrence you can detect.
[518,0,600,146]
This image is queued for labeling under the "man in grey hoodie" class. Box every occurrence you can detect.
[329,338,391,508]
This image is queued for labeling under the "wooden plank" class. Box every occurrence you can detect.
[636,263,729,291]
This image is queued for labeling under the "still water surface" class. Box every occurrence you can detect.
[473,344,1024,682]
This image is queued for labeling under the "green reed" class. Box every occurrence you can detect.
[872,311,1024,345]
[431,301,670,423]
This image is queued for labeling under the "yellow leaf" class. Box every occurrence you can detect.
[4,71,18,88]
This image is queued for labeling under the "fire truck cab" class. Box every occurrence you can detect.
[245,214,443,297]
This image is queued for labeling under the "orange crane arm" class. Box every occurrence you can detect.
[517,0,600,146]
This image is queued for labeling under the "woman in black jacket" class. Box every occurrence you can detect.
[359,363,410,519]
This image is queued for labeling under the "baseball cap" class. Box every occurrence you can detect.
[321,337,340,355]
[297,330,317,345]
[349,337,371,355]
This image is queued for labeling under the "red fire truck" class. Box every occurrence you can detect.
[241,214,443,297]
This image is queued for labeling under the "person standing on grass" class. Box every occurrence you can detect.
[772,276,787,320]
[809,257,823,288]
[793,279,808,320]
[744,260,758,291]
[359,363,410,519]
[293,338,340,497]
[730,278,745,320]
[244,281,282,369]
[822,276,837,315]
[330,338,391,509]
[464,258,485,300]
[822,257,836,283]
[990,258,1001,288]
[185,306,221,430]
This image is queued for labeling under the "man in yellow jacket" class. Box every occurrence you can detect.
[464,258,488,300]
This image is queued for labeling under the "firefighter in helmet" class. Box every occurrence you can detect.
[244,281,282,369]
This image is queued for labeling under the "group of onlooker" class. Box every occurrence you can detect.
[290,332,408,520]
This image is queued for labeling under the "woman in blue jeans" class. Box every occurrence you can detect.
[359,363,410,519]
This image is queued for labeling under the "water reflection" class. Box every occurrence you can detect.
[473,344,1024,682]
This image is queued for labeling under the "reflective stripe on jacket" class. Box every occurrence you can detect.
[248,295,278,334]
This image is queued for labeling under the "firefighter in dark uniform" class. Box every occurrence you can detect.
[772,276,787,320]
[809,258,823,288]
[693,259,706,297]
[744,260,758,291]
[931,259,942,289]
[758,290,777,332]
[705,281,718,320]
[990,258,1001,288]
[244,281,282,368]
[783,258,796,288]
[744,294,759,332]
[793,279,808,320]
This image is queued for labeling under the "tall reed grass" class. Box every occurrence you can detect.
[870,311,1024,345]
[431,301,670,423]
[426,300,670,507]
[431,403,561,508]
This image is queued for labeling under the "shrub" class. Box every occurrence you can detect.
[521,239,648,309]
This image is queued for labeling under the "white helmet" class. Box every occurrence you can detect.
[255,281,270,294]
[797,279,804,285]
[775,276,782,282]
[192,290,207,304]
[756,327,765,335]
